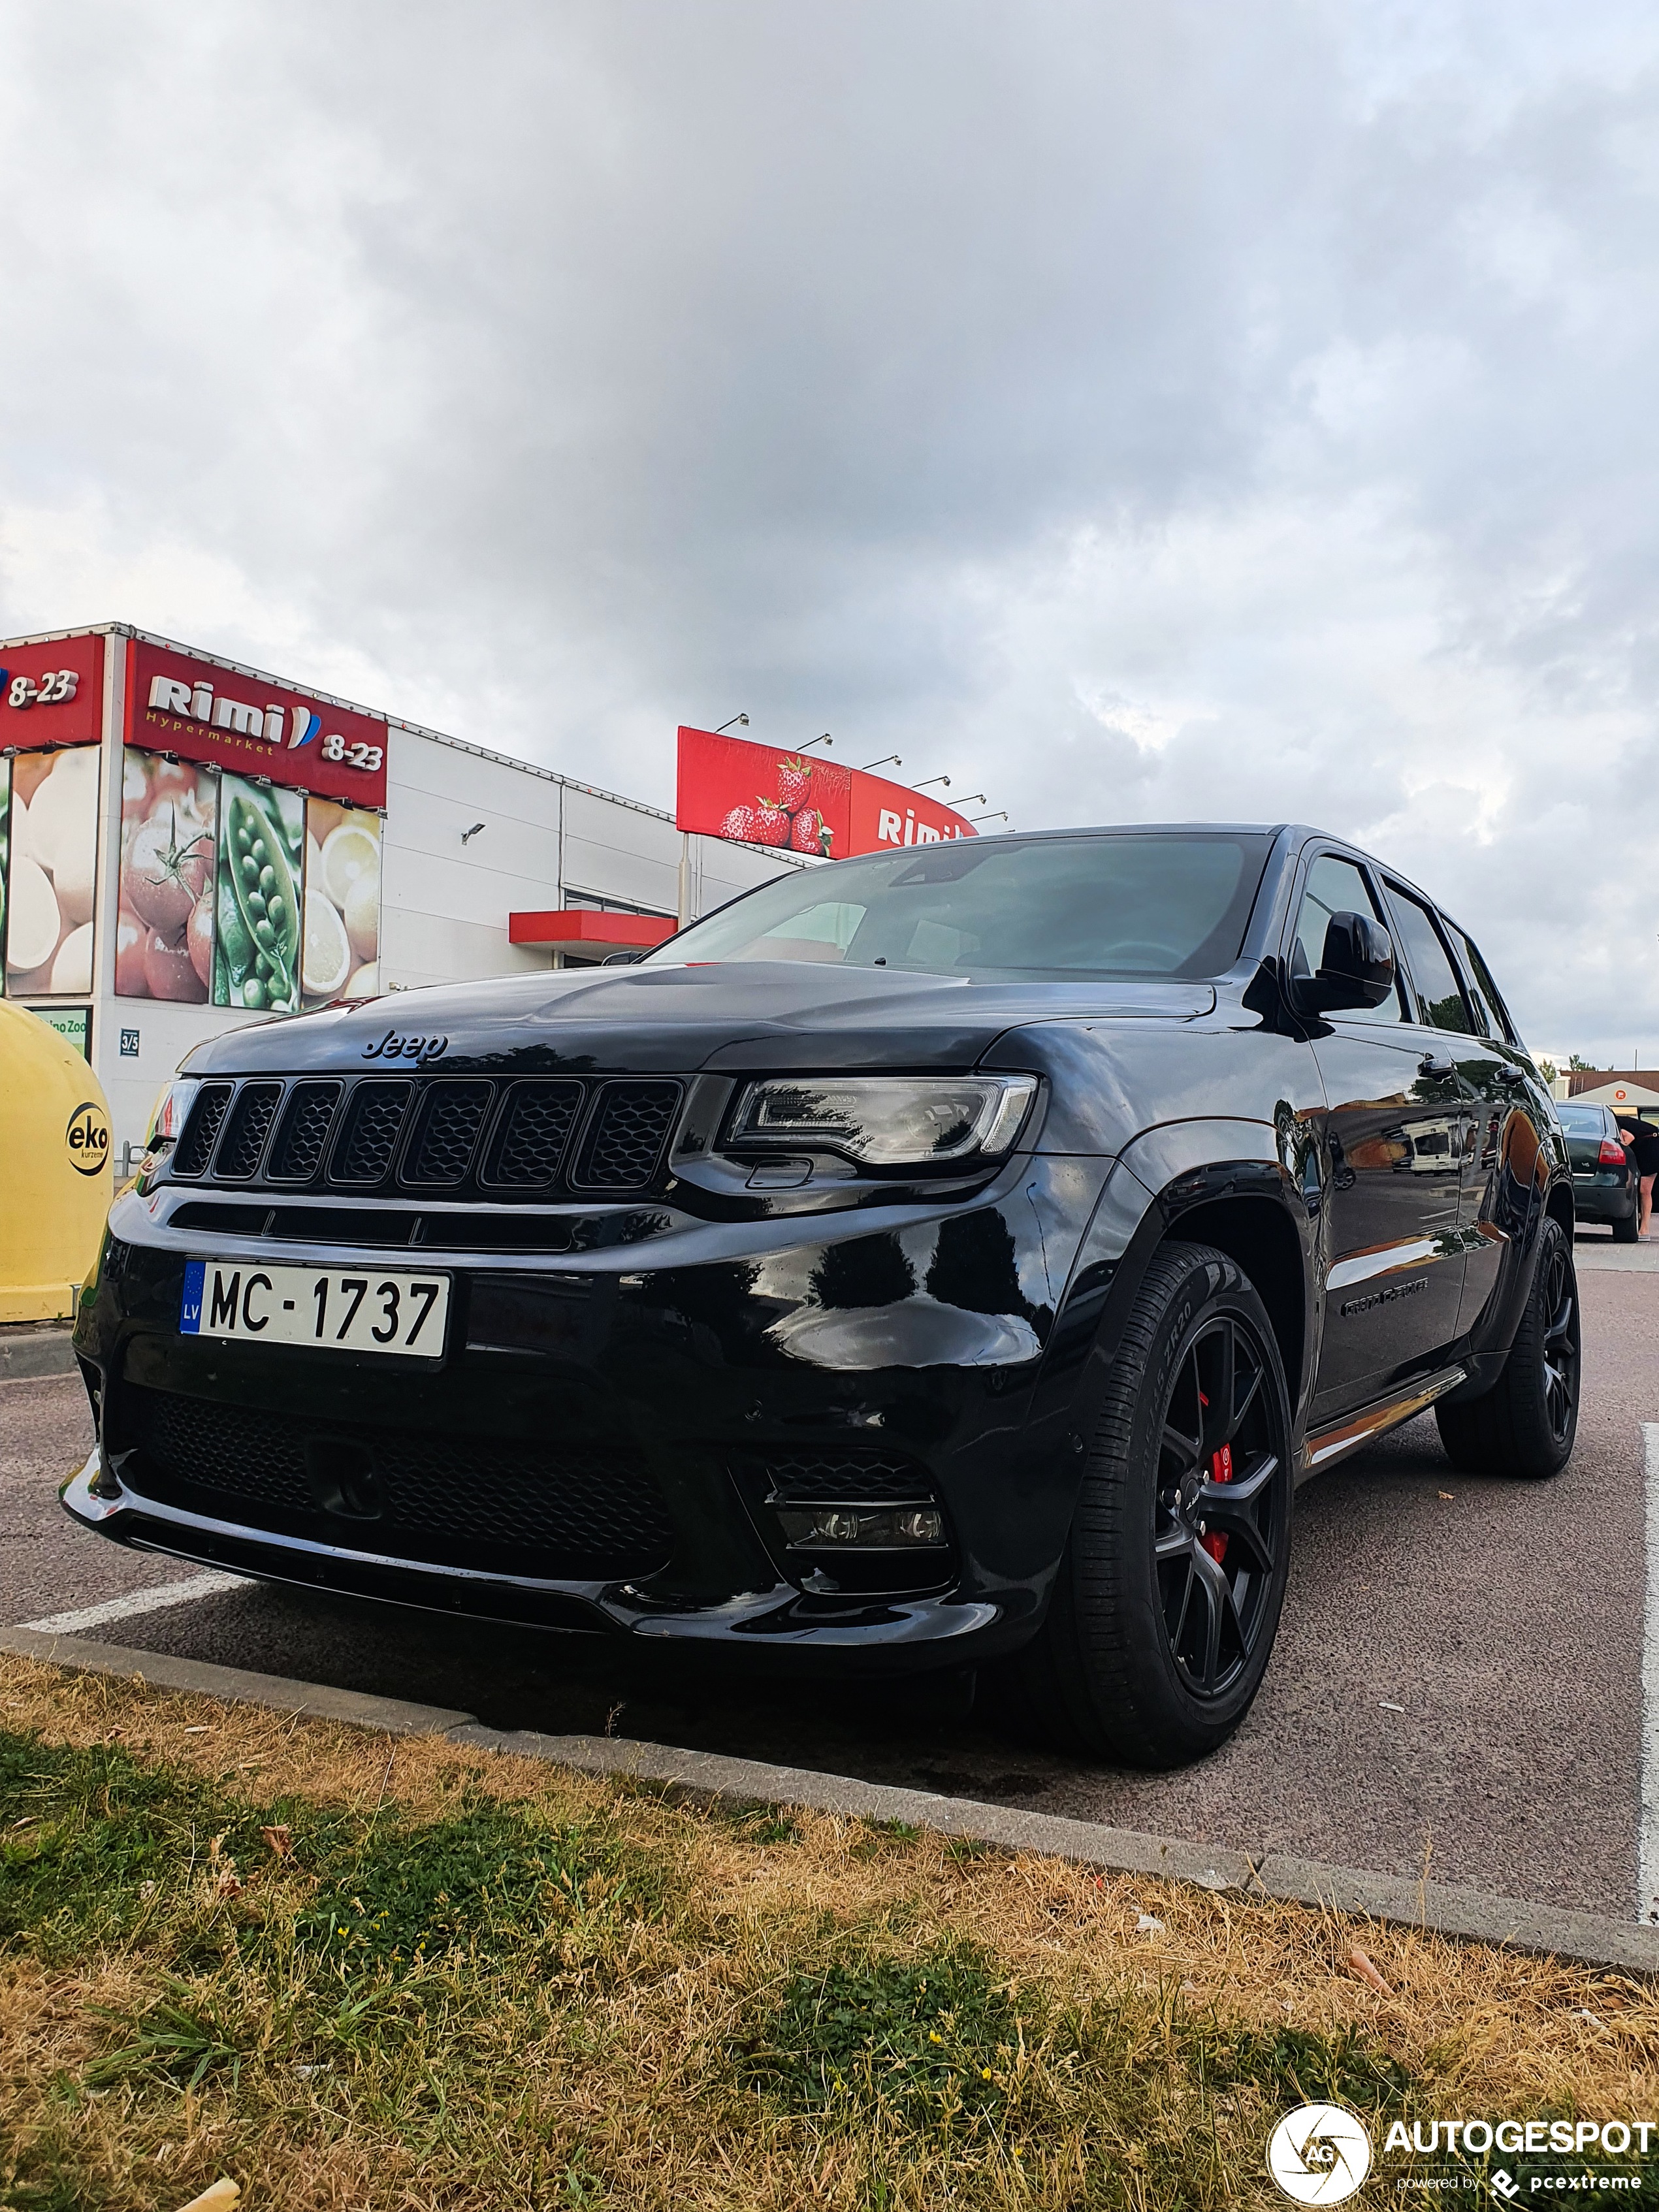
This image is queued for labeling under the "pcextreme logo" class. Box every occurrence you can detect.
[65,1099,110,1178]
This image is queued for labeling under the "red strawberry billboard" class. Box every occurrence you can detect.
[675,727,977,858]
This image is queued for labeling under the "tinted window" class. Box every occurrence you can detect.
[1556,1106,1604,1134]
[1290,854,1404,1024]
[1383,886,1473,1034]
[651,833,1273,980]
[1449,925,1517,1044]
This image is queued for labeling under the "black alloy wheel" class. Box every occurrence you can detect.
[1023,1240,1295,1769]
[1538,1227,1579,1447]
[1435,1212,1580,1480]
[1155,1307,1285,1703]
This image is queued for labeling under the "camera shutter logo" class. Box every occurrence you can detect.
[65,1100,110,1178]
[1267,2104,1373,2205]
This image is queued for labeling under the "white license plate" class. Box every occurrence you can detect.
[180,1259,450,1358]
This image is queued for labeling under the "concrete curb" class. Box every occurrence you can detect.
[0,1627,475,1737]
[0,1326,76,1381]
[6,1624,1656,1976]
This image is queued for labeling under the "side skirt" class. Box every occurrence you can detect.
[1295,1366,1467,1485]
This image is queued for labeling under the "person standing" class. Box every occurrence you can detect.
[1617,1113,1659,1236]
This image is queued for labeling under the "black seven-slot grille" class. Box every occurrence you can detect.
[169,1074,683,1200]
[121,1383,676,1579]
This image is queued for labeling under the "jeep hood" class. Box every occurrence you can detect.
[182,960,1217,1077]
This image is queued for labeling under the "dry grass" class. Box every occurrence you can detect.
[0,1650,1653,2210]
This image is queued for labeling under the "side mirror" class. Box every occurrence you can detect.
[1292,910,1396,1015]
[600,949,647,966]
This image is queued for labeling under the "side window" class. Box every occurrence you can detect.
[1289,854,1404,1024]
[1449,925,1518,1045]
[1382,884,1474,1034]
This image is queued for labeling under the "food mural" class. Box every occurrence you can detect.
[116,751,379,1009]
[3,746,101,995]
[0,635,385,1016]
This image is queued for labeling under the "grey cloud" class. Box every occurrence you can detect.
[1,0,1656,1055]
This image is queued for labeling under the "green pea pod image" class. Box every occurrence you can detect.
[223,787,300,1012]
[217,869,252,980]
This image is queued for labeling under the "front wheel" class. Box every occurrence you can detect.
[1434,1214,1580,1479]
[1023,1241,1294,1769]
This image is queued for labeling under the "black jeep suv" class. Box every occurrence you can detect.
[65,825,1577,1769]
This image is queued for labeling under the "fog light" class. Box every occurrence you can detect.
[775,1505,946,1550]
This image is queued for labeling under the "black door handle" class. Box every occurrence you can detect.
[1419,1051,1455,1080]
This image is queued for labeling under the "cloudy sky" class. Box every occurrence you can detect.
[2,0,1656,1060]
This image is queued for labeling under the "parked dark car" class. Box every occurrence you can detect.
[1555,1102,1641,1242]
[65,824,1577,1768]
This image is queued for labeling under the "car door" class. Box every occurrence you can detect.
[1434,912,1547,1330]
[1292,851,1468,1421]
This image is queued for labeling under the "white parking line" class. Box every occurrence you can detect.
[20,1571,245,1638]
[1641,1423,1659,1923]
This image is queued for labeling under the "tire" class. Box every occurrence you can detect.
[1434,1214,1580,1479]
[1613,1210,1641,1245]
[1022,1240,1294,1769]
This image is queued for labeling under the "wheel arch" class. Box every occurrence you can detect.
[1037,1121,1319,1460]
[1159,1189,1308,1415]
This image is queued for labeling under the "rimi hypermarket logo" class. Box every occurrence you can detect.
[1267,2106,1659,2204]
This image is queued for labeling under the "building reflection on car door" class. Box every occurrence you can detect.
[1289,853,1467,1424]
[1435,910,1542,1336]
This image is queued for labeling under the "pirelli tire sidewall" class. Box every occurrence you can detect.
[1032,1240,1294,1769]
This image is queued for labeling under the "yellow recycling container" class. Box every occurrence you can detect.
[0,1000,112,1323]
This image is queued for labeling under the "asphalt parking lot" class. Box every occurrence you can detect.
[5,1230,1655,1922]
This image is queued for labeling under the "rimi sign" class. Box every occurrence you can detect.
[674,726,976,860]
[126,639,389,807]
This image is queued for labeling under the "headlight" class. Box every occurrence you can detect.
[143,1076,201,1157]
[726,1074,1038,1166]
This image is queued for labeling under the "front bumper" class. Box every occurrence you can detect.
[64,1161,1109,1667]
[60,1450,1001,1652]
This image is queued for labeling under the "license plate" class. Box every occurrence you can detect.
[180,1259,450,1358]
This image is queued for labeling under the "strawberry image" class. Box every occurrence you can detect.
[775,755,814,812]
[719,804,763,841]
[790,807,832,856]
[753,797,792,845]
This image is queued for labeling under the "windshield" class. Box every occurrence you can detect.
[647,833,1273,981]
[1556,1106,1603,1134]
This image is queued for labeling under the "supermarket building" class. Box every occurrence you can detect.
[0,622,802,1160]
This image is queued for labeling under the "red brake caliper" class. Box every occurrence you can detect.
[1197,1389,1232,1564]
